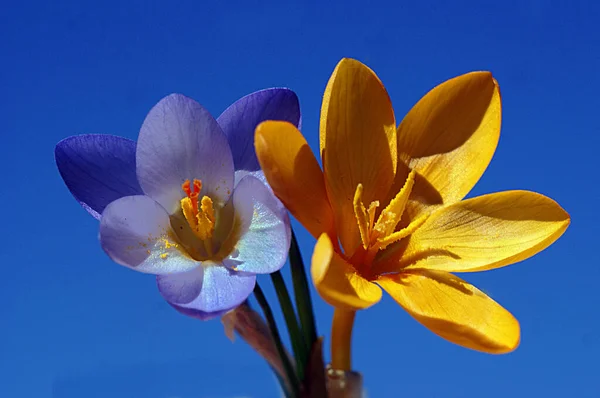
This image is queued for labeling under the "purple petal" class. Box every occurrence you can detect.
[136,94,235,213]
[166,304,230,321]
[55,134,142,219]
[169,265,256,316]
[224,175,290,274]
[234,169,291,242]
[156,267,203,304]
[234,169,268,188]
[99,195,199,274]
[217,88,300,171]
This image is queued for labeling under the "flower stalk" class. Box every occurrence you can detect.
[331,308,356,371]
[289,230,318,356]
[254,282,301,397]
[270,270,307,380]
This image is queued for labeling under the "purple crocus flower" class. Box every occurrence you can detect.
[56,89,301,320]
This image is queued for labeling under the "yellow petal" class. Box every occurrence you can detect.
[394,72,501,208]
[311,233,382,310]
[320,58,397,255]
[255,121,335,239]
[399,190,570,273]
[378,270,520,354]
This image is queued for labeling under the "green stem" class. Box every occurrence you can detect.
[289,230,318,353]
[270,270,307,380]
[254,282,300,397]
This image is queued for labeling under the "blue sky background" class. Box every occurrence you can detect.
[2,1,599,397]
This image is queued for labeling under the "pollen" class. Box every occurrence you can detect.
[163,238,178,249]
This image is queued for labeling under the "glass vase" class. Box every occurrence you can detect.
[325,366,364,398]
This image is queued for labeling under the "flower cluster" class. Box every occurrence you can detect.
[56,58,570,397]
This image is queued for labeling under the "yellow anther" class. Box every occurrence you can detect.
[367,200,379,234]
[196,195,216,240]
[181,197,199,229]
[353,184,371,249]
[376,212,429,250]
[201,196,215,223]
[373,170,415,238]
[180,179,217,248]
[352,170,425,266]
[160,253,169,259]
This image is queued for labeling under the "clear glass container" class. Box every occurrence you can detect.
[325,366,364,398]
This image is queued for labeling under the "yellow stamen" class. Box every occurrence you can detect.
[373,170,415,239]
[197,195,216,240]
[180,179,217,254]
[350,168,429,273]
[367,200,379,235]
[353,184,370,249]
[376,212,430,249]
[352,170,426,266]
[181,197,199,229]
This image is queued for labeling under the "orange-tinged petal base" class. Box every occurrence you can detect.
[311,233,382,310]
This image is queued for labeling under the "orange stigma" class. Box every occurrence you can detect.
[182,179,202,213]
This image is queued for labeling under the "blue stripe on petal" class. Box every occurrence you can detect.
[136,94,235,213]
[172,265,256,315]
[55,134,142,219]
[224,175,290,274]
[99,195,199,274]
[218,88,301,172]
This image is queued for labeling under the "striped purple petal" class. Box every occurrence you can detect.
[55,134,142,219]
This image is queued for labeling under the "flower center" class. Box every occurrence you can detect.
[180,179,216,256]
[351,170,429,269]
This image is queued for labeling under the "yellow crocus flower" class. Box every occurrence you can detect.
[254,58,570,370]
